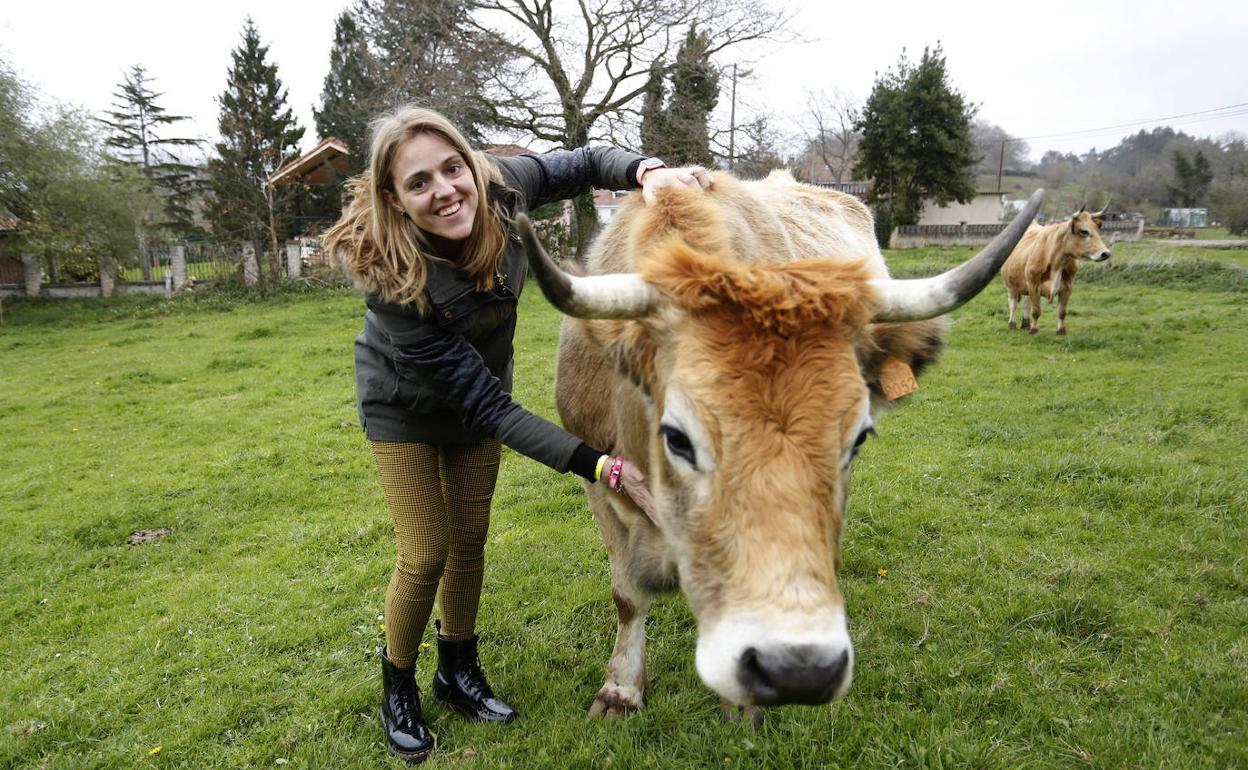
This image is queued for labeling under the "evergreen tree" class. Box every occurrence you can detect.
[208,18,304,291]
[1168,149,1213,206]
[314,9,378,171]
[662,27,719,167]
[638,61,668,159]
[312,8,379,216]
[855,45,977,238]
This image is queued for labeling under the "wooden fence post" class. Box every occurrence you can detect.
[286,241,301,280]
[171,244,188,291]
[242,242,260,287]
[98,257,115,298]
[21,253,41,297]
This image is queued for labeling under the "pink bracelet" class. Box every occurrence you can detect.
[607,456,625,495]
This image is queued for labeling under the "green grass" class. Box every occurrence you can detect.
[2,250,1246,769]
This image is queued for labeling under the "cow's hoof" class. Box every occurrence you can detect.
[1029,327,1038,336]
[1008,321,1016,330]
[720,701,764,729]
[1056,328,1066,336]
[589,684,643,720]
[1021,321,1030,330]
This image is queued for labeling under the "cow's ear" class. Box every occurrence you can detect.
[857,318,947,414]
[1092,216,1104,229]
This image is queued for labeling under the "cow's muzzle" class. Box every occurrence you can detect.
[695,611,854,706]
[739,644,851,706]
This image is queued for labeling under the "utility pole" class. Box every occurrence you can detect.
[997,139,1007,193]
[728,64,738,171]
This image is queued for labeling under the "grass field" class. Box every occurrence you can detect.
[1,248,1245,769]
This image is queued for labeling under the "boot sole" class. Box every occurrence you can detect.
[379,705,434,764]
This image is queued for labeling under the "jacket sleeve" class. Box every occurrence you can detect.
[496,146,644,210]
[373,306,594,476]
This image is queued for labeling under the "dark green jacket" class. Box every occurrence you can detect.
[353,146,644,478]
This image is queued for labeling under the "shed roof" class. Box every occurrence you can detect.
[269,137,353,187]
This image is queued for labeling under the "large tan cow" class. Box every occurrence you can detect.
[517,176,1043,718]
[1001,206,1111,335]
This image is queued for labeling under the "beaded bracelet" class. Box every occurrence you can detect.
[607,456,625,495]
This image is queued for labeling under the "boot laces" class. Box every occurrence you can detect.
[462,652,492,696]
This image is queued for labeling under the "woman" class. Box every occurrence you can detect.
[322,106,709,763]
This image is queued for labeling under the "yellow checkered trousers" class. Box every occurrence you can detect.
[369,439,501,668]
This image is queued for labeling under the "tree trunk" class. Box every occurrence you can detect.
[573,192,598,260]
[566,119,599,258]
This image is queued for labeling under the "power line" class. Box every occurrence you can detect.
[1013,101,1248,142]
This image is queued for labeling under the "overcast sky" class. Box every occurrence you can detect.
[3,1,1245,164]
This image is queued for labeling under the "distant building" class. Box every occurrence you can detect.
[917,191,1006,226]
[1161,208,1208,228]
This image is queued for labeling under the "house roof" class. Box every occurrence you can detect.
[269,137,353,187]
[485,143,532,158]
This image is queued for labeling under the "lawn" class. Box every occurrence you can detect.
[1,250,1245,769]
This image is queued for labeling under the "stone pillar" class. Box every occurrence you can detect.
[98,258,115,298]
[171,244,188,290]
[286,240,302,279]
[21,253,41,297]
[242,242,260,287]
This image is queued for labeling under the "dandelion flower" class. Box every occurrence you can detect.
[148,746,162,756]
[877,568,889,578]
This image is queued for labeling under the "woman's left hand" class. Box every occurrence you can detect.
[606,456,661,528]
[641,166,713,205]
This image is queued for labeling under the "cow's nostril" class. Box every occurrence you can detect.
[737,646,849,706]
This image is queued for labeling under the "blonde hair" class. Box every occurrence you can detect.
[322,107,510,309]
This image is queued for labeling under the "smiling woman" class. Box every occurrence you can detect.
[319,106,707,764]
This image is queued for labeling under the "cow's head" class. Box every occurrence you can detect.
[517,189,1043,707]
[1066,206,1112,262]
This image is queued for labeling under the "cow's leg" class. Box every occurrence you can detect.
[1056,285,1072,335]
[1007,289,1019,330]
[1027,288,1042,335]
[1020,295,1030,330]
[584,488,652,719]
[720,699,764,728]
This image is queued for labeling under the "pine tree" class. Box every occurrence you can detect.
[856,45,977,238]
[100,65,203,238]
[638,61,668,159]
[1169,149,1213,206]
[314,9,377,172]
[208,18,304,291]
[663,27,719,167]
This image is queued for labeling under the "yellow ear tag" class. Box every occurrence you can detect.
[879,357,918,401]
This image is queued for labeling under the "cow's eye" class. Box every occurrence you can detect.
[1080,229,1090,237]
[660,424,696,465]
[848,426,875,464]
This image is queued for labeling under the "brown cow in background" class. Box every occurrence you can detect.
[1002,206,1112,335]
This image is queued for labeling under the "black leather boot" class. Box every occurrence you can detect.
[432,623,517,723]
[380,648,435,763]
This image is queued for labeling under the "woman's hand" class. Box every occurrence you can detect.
[641,166,713,205]
[604,456,661,527]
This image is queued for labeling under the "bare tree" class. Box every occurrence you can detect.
[971,120,1031,178]
[466,0,791,251]
[801,89,860,184]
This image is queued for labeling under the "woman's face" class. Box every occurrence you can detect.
[387,132,479,242]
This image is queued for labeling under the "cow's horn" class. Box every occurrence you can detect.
[1092,196,1111,218]
[516,214,659,319]
[868,189,1044,322]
